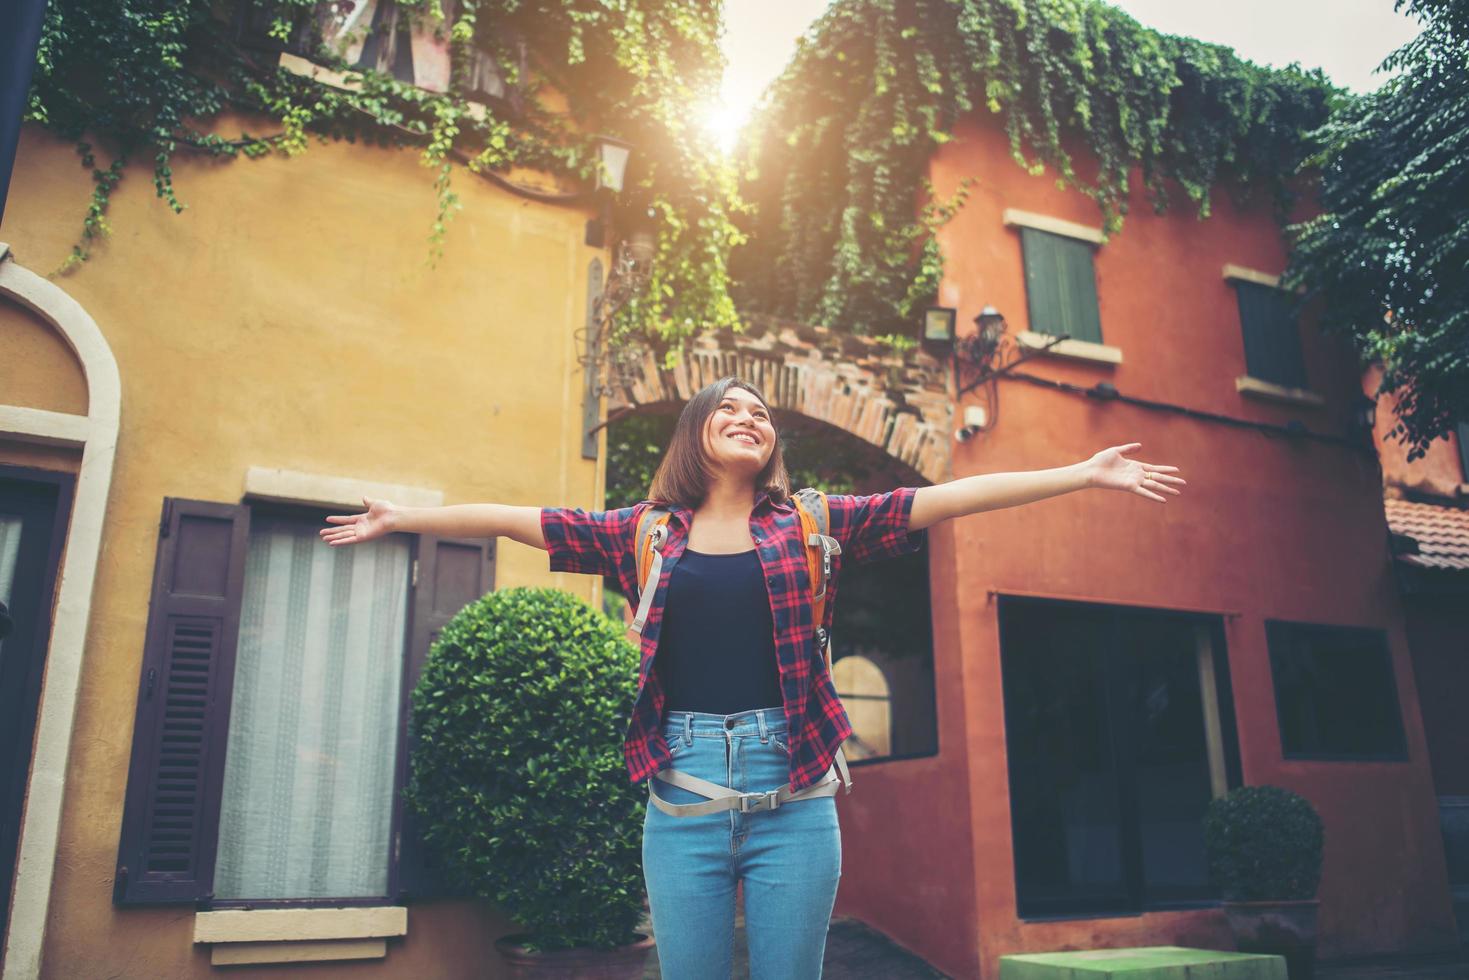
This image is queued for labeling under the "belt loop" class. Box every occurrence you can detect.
[682,713,692,747]
[756,709,769,743]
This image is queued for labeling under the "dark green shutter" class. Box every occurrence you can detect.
[1457,420,1469,482]
[1235,281,1307,389]
[394,534,496,901]
[1020,227,1103,344]
[115,499,249,904]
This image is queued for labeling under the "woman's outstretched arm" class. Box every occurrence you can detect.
[908,442,1185,532]
[319,497,548,550]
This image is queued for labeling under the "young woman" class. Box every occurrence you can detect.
[319,375,1184,979]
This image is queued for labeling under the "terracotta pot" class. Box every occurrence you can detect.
[493,931,656,980]
[1222,898,1320,979]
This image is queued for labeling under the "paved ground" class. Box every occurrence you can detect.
[638,906,1469,979]
[1315,946,1469,979]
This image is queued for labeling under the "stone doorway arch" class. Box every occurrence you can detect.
[605,313,954,485]
[0,243,120,980]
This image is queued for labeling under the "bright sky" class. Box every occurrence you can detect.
[699,0,1426,153]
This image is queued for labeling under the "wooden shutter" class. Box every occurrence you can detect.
[1235,281,1308,389]
[1021,227,1103,344]
[114,499,249,904]
[393,534,496,901]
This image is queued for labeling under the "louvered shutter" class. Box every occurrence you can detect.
[114,499,249,904]
[1021,227,1103,344]
[394,534,495,901]
[1235,281,1308,389]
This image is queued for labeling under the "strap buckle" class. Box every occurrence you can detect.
[739,788,783,813]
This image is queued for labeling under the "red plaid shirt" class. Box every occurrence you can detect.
[540,486,926,792]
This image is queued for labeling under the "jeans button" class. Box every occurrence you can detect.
[725,719,736,729]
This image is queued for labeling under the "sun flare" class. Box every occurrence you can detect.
[696,101,746,156]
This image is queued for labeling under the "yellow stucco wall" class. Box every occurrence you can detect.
[0,295,88,416]
[2,119,611,978]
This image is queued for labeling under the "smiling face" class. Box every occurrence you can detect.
[700,385,777,478]
[647,376,792,508]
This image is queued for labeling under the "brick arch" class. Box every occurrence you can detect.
[605,313,954,484]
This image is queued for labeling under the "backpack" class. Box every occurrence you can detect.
[627,488,853,795]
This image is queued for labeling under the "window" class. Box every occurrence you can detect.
[998,597,1241,918]
[831,655,891,758]
[1232,280,1308,391]
[235,0,527,110]
[830,547,938,765]
[1266,620,1406,761]
[113,498,494,906]
[1019,227,1104,345]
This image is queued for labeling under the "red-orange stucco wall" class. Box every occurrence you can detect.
[830,116,1458,979]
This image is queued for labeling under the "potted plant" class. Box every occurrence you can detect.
[1203,785,1326,979]
[403,586,654,979]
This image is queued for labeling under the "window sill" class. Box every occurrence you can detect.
[1003,209,1105,245]
[1222,263,1305,294]
[243,465,445,510]
[1235,375,1324,407]
[1016,330,1122,366]
[194,907,407,967]
[278,53,364,93]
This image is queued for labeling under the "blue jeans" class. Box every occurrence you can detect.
[642,707,842,980]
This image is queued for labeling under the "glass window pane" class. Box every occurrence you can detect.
[831,548,937,763]
[1001,599,1235,916]
[1000,600,1127,913]
[1120,613,1218,903]
[214,512,410,900]
[1236,282,1307,389]
[1267,621,1406,760]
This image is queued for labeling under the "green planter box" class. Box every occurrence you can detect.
[999,946,1286,979]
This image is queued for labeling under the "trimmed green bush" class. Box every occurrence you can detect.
[403,586,645,952]
[1202,785,1325,902]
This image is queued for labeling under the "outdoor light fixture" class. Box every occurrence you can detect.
[585,135,634,248]
[593,134,633,193]
[975,305,1006,345]
[924,306,956,342]
[922,306,956,357]
[624,227,656,273]
[950,304,1010,368]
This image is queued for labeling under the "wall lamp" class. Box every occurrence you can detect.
[585,134,634,248]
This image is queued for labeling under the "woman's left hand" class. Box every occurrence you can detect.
[1085,443,1186,503]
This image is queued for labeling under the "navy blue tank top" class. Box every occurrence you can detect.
[653,548,783,714]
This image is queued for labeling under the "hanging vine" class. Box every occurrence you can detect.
[731,0,1339,336]
[27,0,743,345]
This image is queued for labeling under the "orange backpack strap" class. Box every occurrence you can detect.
[791,487,853,794]
[792,488,841,668]
[631,505,673,635]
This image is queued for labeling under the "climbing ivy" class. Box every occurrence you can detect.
[731,0,1338,336]
[26,0,742,344]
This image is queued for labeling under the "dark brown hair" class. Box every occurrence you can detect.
[647,377,791,508]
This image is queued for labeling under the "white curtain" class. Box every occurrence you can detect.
[214,513,410,899]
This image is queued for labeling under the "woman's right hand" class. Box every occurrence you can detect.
[320,496,398,547]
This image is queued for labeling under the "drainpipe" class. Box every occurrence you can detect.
[0,0,48,228]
